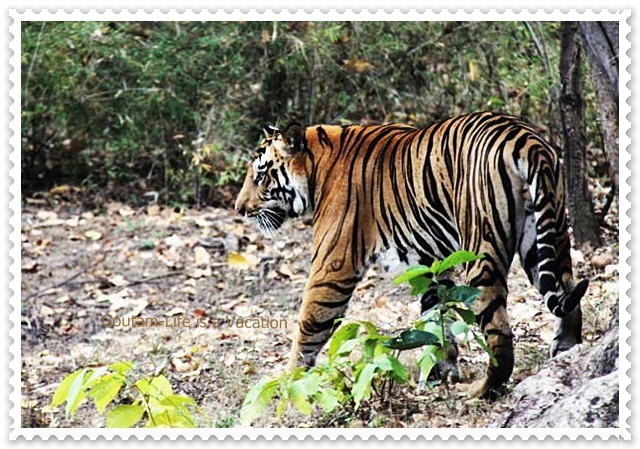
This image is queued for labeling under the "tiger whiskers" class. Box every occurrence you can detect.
[259,214,277,238]
[250,208,286,237]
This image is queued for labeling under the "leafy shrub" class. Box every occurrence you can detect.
[240,250,490,426]
[392,250,497,382]
[239,319,409,426]
[51,361,199,428]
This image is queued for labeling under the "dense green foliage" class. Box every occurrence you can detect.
[22,21,598,205]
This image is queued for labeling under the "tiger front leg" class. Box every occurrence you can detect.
[287,278,358,371]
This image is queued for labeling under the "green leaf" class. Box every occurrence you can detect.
[450,321,469,337]
[327,322,361,362]
[289,394,312,415]
[88,374,124,413]
[352,363,378,408]
[393,265,430,285]
[448,285,482,306]
[388,356,409,382]
[108,361,134,375]
[240,377,279,426]
[437,284,450,301]
[415,308,440,329]
[383,329,440,350]
[409,275,433,296]
[314,388,340,413]
[51,368,86,409]
[159,394,197,408]
[416,319,445,346]
[373,353,393,372]
[449,305,477,324]
[335,338,360,358]
[136,375,173,402]
[418,346,446,379]
[65,368,89,417]
[418,347,437,379]
[82,366,109,389]
[363,336,383,361]
[275,397,288,418]
[151,375,174,397]
[288,366,308,381]
[288,373,320,415]
[106,404,145,428]
[359,320,380,337]
[167,408,196,428]
[437,250,484,275]
[147,404,196,428]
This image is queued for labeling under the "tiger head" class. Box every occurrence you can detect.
[235,123,311,235]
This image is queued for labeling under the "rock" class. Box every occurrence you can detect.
[591,252,614,269]
[527,371,619,427]
[584,324,619,378]
[492,312,619,428]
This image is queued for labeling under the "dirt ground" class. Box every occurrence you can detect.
[20,200,619,428]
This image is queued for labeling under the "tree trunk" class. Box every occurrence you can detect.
[579,21,619,197]
[559,21,601,247]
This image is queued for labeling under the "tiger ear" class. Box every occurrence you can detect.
[283,123,306,154]
[262,124,281,139]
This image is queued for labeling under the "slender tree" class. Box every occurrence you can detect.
[558,21,601,247]
[579,21,619,199]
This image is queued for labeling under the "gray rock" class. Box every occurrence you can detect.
[492,316,619,428]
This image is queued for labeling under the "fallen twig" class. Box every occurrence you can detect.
[111,271,185,293]
[23,252,108,302]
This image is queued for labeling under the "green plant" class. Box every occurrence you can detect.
[392,250,497,384]
[51,361,199,428]
[240,249,493,426]
[239,319,408,426]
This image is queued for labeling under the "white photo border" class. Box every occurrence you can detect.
[8,7,631,440]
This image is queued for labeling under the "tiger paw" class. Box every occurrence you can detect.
[550,336,580,357]
[417,360,461,392]
[431,359,461,384]
[287,349,316,372]
[465,378,506,400]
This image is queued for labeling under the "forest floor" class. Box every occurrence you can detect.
[20,200,619,428]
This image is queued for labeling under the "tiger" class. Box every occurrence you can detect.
[234,111,589,398]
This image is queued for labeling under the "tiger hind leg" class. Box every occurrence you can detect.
[550,305,583,356]
[518,213,588,357]
[466,289,514,399]
[549,275,588,356]
[463,253,514,398]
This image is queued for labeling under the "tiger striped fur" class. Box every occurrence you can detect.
[235,112,589,398]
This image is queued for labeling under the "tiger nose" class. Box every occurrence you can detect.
[235,199,247,216]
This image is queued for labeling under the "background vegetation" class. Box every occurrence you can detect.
[22,21,605,207]
[20,21,620,429]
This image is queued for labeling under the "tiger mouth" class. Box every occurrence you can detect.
[248,208,286,235]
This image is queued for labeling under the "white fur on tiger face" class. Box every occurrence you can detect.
[235,125,310,235]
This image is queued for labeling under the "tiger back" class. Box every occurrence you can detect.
[235,111,588,398]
